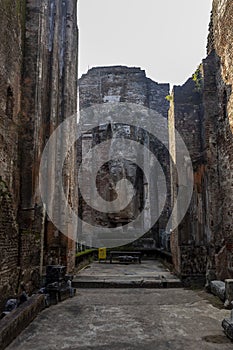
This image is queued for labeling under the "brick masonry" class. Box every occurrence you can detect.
[168,74,208,277]
[78,66,170,249]
[204,0,233,280]
[0,0,26,311]
[169,0,233,281]
[0,0,78,310]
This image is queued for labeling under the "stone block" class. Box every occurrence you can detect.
[210,280,225,301]
[222,310,233,341]
[224,279,233,309]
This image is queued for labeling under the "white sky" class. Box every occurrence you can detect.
[78,0,212,87]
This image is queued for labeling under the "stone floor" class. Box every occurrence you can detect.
[6,260,233,350]
[6,289,232,350]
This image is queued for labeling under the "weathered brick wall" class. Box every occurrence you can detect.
[0,0,78,309]
[79,66,170,249]
[203,0,233,280]
[168,75,208,277]
[169,0,233,282]
[19,0,78,277]
[0,181,20,311]
[79,66,169,113]
[0,0,25,310]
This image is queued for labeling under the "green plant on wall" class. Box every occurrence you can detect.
[165,94,173,102]
[192,64,203,91]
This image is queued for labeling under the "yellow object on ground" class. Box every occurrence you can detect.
[98,247,107,261]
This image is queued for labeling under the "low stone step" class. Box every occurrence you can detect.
[72,277,182,289]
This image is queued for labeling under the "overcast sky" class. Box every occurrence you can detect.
[78,0,212,87]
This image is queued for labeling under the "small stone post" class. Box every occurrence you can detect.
[224,279,233,309]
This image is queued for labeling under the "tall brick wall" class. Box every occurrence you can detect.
[0,0,78,309]
[169,75,209,278]
[169,0,233,282]
[203,0,233,280]
[19,0,78,278]
[0,0,25,310]
[78,66,170,249]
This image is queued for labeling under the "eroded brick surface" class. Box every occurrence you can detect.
[78,66,170,249]
[169,0,233,281]
[0,0,78,309]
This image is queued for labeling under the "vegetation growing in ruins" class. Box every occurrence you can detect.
[165,94,173,102]
[192,64,203,91]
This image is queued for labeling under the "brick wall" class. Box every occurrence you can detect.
[79,66,170,249]
[18,0,78,277]
[0,0,25,310]
[168,74,209,277]
[169,0,233,282]
[0,0,78,309]
[203,0,233,280]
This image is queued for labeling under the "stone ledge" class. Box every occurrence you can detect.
[0,294,45,350]
[73,278,182,289]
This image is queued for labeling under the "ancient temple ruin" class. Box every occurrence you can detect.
[0,0,233,313]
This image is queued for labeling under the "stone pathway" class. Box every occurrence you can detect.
[7,288,232,350]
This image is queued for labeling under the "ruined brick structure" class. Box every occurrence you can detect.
[169,71,208,280]
[78,0,233,282]
[0,0,78,309]
[1,0,233,313]
[0,0,24,311]
[203,0,233,281]
[169,0,233,283]
[78,66,170,249]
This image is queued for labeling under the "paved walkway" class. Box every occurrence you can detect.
[7,288,232,350]
[6,261,233,349]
